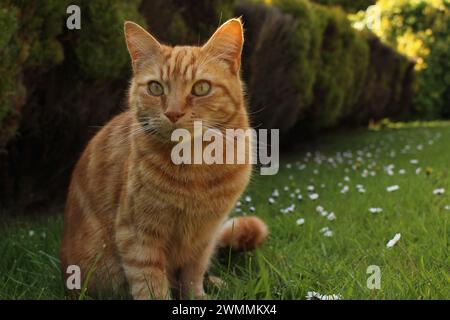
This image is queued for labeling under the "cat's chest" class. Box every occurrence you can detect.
[134,159,251,207]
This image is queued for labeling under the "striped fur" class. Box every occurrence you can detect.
[60,19,268,300]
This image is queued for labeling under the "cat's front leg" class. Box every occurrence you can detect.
[115,224,170,300]
[179,242,215,299]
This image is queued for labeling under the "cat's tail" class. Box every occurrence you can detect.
[218,216,268,251]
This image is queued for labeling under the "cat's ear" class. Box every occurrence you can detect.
[124,21,161,71]
[202,18,244,74]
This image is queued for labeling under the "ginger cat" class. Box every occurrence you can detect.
[60,18,268,300]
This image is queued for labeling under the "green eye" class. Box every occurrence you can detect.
[148,81,164,96]
[192,80,211,96]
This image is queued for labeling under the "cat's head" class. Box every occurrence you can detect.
[124,18,247,141]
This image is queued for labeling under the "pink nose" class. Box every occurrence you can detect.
[164,111,185,123]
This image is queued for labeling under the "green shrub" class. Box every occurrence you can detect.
[354,0,450,118]
[237,0,413,134]
[0,0,417,210]
[140,0,237,45]
[310,0,375,12]
[307,5,369,128]
[0,0,70,146]
[73,0,144,80]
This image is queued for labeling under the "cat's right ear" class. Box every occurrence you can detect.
[124,21,161,71]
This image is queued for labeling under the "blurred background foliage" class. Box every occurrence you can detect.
[351,0,450,119]
[0,0,447,211]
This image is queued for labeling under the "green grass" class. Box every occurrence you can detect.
[1,122,449,299]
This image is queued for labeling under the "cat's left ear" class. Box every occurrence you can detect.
[202,18,244,74]
[124,21,162,71]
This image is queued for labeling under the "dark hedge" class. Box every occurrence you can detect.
[0,0,414,211]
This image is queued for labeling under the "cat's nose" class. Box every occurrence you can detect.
[164,111,185,123]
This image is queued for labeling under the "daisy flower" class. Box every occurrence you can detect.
[327,212,336,221]
[340,185,349,194]
[356,184,366,194]
[309,193,319,200]
[386,185,400,192]
[296,218,305,225]
[433,188,445,195]
[280,204,295,214]
[386,233,401,248]
[272,189,280,198]
[369,208,383,213]
[320,227,333,237]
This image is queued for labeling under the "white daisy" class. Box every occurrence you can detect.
[320,227,333,237]
[296,218,305,225]
[272,189,280,198]
[327,212,336,221]
[280,204,295,214]
[369,208,383,213]
[386,185,400,192]
[433,188,445,195]
[340,185,349,194]
[309,193,319,200]
[386,233,401,248]
[323,230,333,237]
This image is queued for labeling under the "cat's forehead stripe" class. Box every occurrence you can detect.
[160,46,198,82]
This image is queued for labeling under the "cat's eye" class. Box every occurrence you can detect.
[192,80,211,97]
[148,81,164,96]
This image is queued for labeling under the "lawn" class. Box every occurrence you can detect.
[1,122,449,299]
